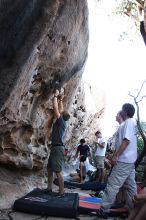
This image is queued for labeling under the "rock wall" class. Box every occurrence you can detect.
[0,0,89,170]
[0,0,106,209]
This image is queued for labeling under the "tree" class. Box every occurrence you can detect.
[129,80,146,182]
[115,0,145,21]
[95,0,145,26]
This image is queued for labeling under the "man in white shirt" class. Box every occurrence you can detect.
[97,103,137,219]
[95,131,107,183]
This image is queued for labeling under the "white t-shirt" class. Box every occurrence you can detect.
[95,137,107,157]
[115,118,137,163]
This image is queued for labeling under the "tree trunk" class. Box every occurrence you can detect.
[135,141,146,168]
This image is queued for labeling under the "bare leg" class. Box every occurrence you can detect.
[69,174,80,182]
[56,171,64,195]
[48,168,53,191]
[70,172,77,177]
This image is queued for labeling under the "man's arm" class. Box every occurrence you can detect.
[53,89,60,118]
[58,88,64,114]
[58,96,64,114]
[87,145,91,157]
[74,149,79,158]
[97,142,106,148]
[112,138,129,165]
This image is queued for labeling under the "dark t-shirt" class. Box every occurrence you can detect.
[77,144,90,158]
[52,116,66,146]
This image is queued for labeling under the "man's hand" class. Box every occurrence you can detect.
[60,87,64,95]
[80,180,85,184]
[132,194,143,205]
[111,154,118,165]
[54,89,59,97]
[58,88,65,100]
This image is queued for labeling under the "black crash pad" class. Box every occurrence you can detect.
[54,178,106,191]
[13,188,79,218]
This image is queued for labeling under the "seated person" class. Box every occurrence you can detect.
[69,155,87,183]
[128,187,146,220]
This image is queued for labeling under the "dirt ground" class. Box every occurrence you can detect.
[0,210,125,220]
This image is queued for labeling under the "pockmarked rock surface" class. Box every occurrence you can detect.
[0,0,89,170]
[0,0,106,210]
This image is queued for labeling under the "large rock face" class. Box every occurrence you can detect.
[0,0,106,209]
[0,0,89,169]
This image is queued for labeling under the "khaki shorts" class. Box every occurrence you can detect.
[48,146,64,172]
[96,156,105,169]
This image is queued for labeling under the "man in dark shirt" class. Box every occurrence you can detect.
[75,139,90,173]
[47,89,70,197]
[75,139,90,158]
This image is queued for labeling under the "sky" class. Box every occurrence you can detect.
[83,0,146,138]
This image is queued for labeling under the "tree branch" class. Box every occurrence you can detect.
[136,0,144,8]
[136,80,146,99]
[129,80,146,168]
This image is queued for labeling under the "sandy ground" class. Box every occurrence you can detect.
[0,210,124,220]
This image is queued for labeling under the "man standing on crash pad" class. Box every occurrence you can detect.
[47,88,70,197]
